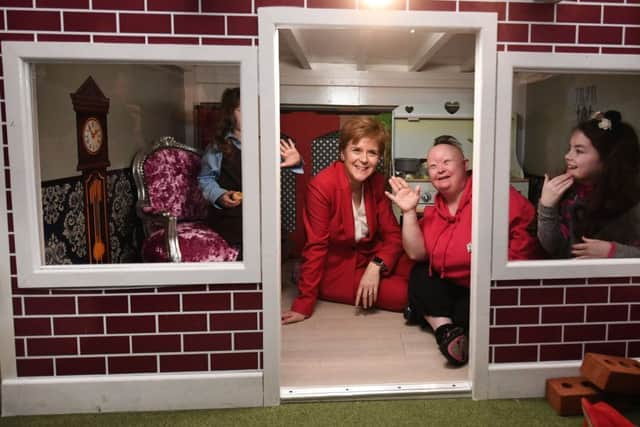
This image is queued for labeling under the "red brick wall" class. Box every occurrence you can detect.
[11,281,263,376]
[2,0,640,376]
[490,277,640,363]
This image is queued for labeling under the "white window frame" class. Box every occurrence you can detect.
[493,52,640,280]
[258,7,497,404]
[2,42,261,287]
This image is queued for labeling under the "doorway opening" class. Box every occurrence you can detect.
[258,7,498,404]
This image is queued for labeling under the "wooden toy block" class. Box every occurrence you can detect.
[546,376,602,416]
[580,353,640,394]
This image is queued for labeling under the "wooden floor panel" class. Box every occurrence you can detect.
[280,262,468,388]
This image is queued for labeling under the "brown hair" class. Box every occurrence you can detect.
[339,116,389,154]
[572,110,640,237]
[213,87,240,157]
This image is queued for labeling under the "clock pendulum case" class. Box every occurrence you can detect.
[70,76,111,263]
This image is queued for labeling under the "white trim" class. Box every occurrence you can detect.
[1,42,261,287]
[281,382,471,401]
[493,52,640,281]
[0,111,17,381]
[1,371,262,416]
[487,361,581,399]
[258,8,282,408]
[467,14,497,401]
[258,6,498,404]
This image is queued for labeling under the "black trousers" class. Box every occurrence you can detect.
[408,261,470,331]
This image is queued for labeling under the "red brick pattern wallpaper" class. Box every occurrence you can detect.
[1,0,640,376]
[490,277,640,363]
[11,283,263,376]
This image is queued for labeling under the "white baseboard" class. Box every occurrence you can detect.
[487,361,581,399]
[281,381,472,401]
[1,371,263,416]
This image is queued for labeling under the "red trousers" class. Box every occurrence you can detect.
[319,253,414,312]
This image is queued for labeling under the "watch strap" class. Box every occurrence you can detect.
[371,256,387,272]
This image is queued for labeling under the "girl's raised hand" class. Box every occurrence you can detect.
[539,173,574,208]
[280,138,301,168]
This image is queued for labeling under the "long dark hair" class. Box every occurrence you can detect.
[573,110,640,237]
[213,87,240,157]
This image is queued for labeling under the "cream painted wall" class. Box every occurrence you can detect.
[36,63,186,181]
[523,73,640,177]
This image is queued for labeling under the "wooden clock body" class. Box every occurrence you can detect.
[70,76,111,264]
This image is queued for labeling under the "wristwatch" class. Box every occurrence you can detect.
[371,256,387,272]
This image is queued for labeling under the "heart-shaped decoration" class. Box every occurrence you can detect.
[405,105,414,113]
[444,101,460,114]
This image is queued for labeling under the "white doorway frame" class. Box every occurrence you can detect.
[258,7,497,405]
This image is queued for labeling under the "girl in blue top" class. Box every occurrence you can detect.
[199,87,303,247]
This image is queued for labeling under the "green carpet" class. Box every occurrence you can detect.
[4,398,640,426]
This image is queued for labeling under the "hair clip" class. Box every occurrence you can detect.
[590,111,612,131]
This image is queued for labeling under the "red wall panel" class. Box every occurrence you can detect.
[63,12,117,32]
[119,13,171,33]
[508,2,554,22]
[14,317,51,336]
[519,325,562,343]
[498,23,528,43]
[556,4,601,24]
[108,355,157,374]
[160,354,209,372]
[409,0,456,12]
[565,286,608,304]
[53,316,104,335]
[158,314,208,332]
[148,0,199,12]
[36,0,88,10]
[563,324,606,342]
[460,1,506,20]
[56,357,106,375]
[92,0,144,10]
[174,14,224,35]
[6,10,60,30]
[80,336,130,354]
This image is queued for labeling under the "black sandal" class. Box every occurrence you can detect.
[434,324,468,366]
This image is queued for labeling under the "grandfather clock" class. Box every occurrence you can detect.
[70,76,111,264]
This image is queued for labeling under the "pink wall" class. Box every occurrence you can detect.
[2,0,640,378]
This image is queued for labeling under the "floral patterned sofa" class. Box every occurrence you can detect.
[132,136,238,262]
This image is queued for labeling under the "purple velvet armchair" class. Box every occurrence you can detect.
[132,136,238,262]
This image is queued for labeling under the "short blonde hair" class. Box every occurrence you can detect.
[339,116,388,154]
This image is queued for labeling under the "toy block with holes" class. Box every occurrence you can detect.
[546,376,603,416]
[580,353,640,394]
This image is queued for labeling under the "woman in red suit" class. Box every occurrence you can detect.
[281,117,413,324]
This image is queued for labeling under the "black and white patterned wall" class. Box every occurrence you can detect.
[281,170,296,233]
[42,169,143,265]
[311,131,341,176]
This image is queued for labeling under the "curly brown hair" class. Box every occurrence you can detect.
[573,110,640,238]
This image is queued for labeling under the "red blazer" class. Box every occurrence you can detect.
[291,161,404,316]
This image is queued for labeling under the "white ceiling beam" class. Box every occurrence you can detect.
[280,28,312,70]
[409,32,454,72]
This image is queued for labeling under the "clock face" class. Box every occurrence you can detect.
[82,117,103,154]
